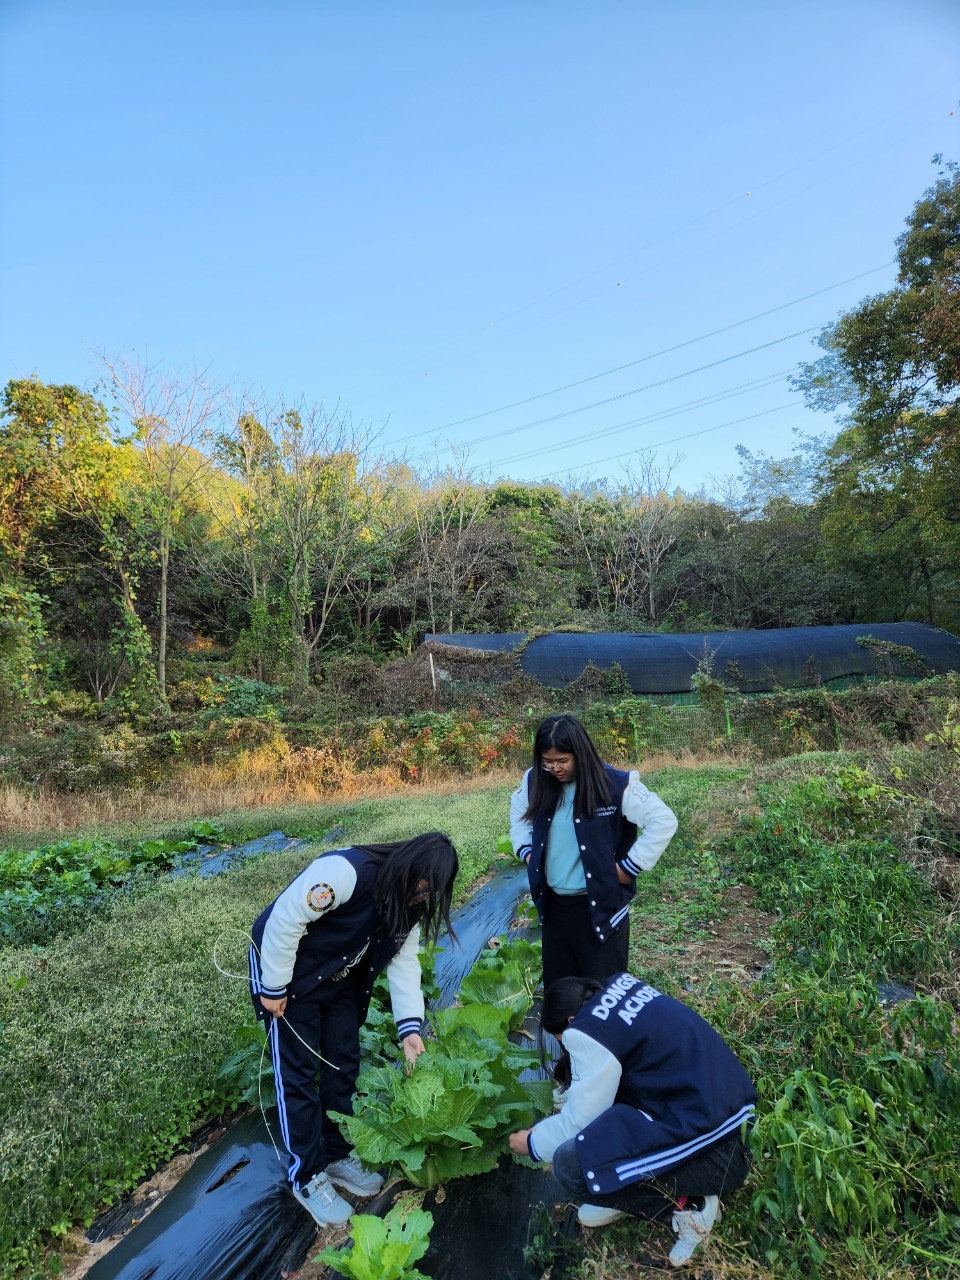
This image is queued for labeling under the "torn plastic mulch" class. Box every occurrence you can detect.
[85,862,537,1280]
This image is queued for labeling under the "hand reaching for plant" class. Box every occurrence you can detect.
[509,1128,532,1157]
[403,1033,425,1072]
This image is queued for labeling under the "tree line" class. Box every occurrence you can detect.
[1,165,957,731]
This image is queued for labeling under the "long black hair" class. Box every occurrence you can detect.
[354,831,459,947]
[522,713,611,823]
[540,975,604,1087]
[541,975,603,1037]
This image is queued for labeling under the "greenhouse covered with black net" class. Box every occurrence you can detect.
[424,623,960,696]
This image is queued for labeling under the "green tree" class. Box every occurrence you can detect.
[794,162,960,628]
[102,355,228,699]
[0,380,112,577]
[215,396,391,681]
[0,380,165,722]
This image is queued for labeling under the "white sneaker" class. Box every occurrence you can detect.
[577,1204,626,1227]
[325,1153,384,1197]
[669,1195,721,1267]
[291,1170,352,1228]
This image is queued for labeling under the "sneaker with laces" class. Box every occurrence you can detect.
[325,1153,384,1197]
[291,1170,352,1228]
[668,1195,721,1267]
[577,1204,626,1227]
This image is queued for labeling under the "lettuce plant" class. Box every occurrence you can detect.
[458,935,541,1031]
[315,1204,433,1280]
[331,1003,552,1189]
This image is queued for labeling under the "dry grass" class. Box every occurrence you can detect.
[0,767,520,843]
[0,752,730,845]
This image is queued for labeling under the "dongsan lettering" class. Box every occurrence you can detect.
[590,974,642,1020]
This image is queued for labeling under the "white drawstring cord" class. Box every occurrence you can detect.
[212,929,343,1172]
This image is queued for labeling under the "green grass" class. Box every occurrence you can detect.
[3,757,958,1280]
[0,782,538,1277]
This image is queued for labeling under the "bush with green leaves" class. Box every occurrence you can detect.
[731,769,944,984]
[706,761,960,1278]
[332,1003,552,1189]
[198,674,284,724]
[315,1203,433,1280]
[727,978,960,1278]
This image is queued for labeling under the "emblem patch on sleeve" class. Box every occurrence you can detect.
[306,882,336,913]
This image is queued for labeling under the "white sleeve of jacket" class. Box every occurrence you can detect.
[527,1028,622,1164]
[257,854,358,994]
[510,769,533,862]
[386,927,425,1040]
[618,771,679,876]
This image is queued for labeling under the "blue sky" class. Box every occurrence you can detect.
[2,0,958,495]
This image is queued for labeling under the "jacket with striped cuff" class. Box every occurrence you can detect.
[509,764,678,943]
[527,972,756,1194]
[249,846,424,1043]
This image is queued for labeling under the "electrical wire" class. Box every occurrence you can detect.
[413,325,819,465]
[537,403,798,484]
[345,80,958,403]
[487,370,792,469]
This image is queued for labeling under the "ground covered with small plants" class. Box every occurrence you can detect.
[1,713,958,1280]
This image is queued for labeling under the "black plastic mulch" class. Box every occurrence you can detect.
[85,861,573,1280]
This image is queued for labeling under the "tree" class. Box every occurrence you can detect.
[734,431,830,510]
[794,162,960,629]
[215,396,390,681]
[102,354,228,699]
[409,460,494,637]
[0,379,112,578]
[0,379,162,719]
[559,455,683,629]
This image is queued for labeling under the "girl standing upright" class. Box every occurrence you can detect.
[510,713,677,988]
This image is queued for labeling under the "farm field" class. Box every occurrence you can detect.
[2,747,958,1280]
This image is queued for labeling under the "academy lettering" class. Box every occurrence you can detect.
[590,974,641,1020]
[617,984,661,1025]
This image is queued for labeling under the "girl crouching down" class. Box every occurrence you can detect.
[509,973,756,1268]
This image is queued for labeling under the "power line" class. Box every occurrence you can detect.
[390,263,888,446]
[488,370,792,469]
[538,403,797,484]
[347,81,957,403]
[415,325,819,462]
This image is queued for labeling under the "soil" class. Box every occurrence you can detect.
[639,883,774,986]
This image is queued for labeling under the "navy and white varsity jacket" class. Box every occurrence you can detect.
[249,847,424,1041]
[509,765,678,943]
[528,973,756,1194]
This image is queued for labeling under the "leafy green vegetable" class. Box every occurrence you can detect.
[331,1004,552,1188]
[315,1204,433,1280]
